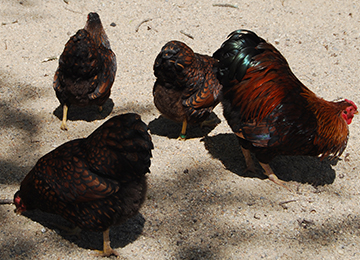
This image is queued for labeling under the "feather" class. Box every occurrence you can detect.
[214,29,358,188]
[153,40,222,138]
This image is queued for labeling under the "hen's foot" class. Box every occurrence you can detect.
[93,248,120,258]
[60,122,68,131]
[177,134,186,141]
[92,229,121,258]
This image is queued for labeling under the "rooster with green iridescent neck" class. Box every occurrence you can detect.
[213,29,358,190]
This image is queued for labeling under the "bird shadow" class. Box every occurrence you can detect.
[201,133,337,186]
[148,113,221,139]
[53,98,114,123]
[174,246,215,260]
[22,210,145,251]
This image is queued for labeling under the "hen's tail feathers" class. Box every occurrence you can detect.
[213,29,264,85]
[85,113,154,180]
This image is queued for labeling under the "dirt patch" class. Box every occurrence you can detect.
[1,0,359,259]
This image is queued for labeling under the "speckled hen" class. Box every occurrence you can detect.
[153,40,222,139]
[14,113,153,257]
[53,12,117,130]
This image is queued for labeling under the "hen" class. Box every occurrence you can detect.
[14,113,153,257]
[213,29,358,190]
[153,40,222,139]
[53,12,117,130]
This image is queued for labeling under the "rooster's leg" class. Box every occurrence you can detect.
[258,162,292,191]
[240,147,257,173]
[177,119,187,140]
[94,228,120,257]
[60,104,68,131]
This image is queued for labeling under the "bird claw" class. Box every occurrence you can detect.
[92,248,121,258]
[244,164,292,192]
[60,122,68,131]
[268,173,292,192]
[177,134,186,141]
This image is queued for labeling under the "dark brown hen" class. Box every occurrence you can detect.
[53,12,117,130]
[213,29,357,190]
[153,40,222,139]
[14,113,153,257]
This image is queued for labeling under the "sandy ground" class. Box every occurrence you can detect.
[1,0,360,259]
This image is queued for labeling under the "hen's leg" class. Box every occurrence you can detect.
[96,229,120,257]
[200,118,220,128]
[60,104,68,131]
[98,105,103,112]
[258,162,291,191]
[178,119,187,140]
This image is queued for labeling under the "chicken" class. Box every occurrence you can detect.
[53,12,117,130]
[213,29,358,190]
[153,40,222,139]
[14,113,153,257]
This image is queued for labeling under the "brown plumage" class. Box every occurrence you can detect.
[213,29,358,190]
[53,12,117,130]
[14,113,153,257]
[153,40,222,139]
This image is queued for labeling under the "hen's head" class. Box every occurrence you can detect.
[13,191,26,214]
[84,12,102,33]
[87,12,100,24]
[342,99,358,124]
[84,12,110,49]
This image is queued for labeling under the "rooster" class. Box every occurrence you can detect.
[53,12,117,130]
[213,29,358,190]
[14,113,153,257]
[153,40,222,139]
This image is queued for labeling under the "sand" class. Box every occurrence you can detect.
[1,0,360,259]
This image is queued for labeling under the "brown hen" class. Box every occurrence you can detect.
[153,40,222,139]
[53,12,117,130]
[213,29,358,190]
[14,113,153,257]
